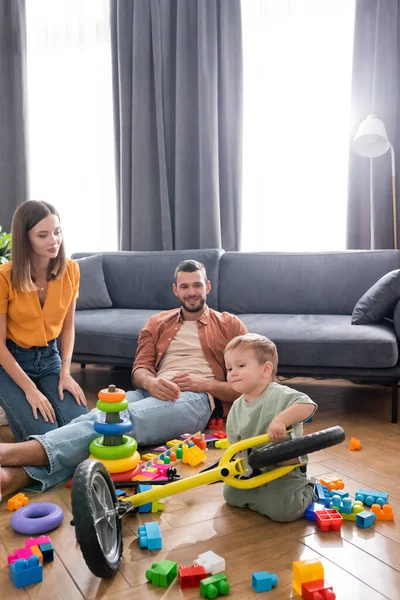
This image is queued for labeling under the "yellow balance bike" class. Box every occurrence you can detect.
[71,425,345,578]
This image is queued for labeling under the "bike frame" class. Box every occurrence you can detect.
[119,432,303,510]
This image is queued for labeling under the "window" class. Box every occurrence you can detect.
[241,0,355,251]
[26,0,117,255]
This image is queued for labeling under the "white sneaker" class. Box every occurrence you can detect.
[0,406,8,426]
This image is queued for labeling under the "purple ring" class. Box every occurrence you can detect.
[11,502,64,535]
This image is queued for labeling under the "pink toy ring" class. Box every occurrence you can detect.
[11,502,64,535]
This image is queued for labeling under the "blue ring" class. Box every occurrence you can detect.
[94,417,132,435]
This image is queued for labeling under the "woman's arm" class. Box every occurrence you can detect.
[58,301,86,405]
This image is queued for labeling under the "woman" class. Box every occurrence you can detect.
[0,201,88,441]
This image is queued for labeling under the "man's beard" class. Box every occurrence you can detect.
[181,297,206,313]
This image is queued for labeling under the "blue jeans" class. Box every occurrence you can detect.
[0,339,88,441]
[25,389,212,492]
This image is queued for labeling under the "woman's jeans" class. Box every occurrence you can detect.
[0,339,88,441]
[25,389,212,492]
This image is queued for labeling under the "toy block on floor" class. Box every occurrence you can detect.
[349,436,361,450]
[319,477,344,491]
[7,492,29,511]
[38,543,54,563]
[8,546,34,564]
[146,560,177,587]
[194,550,225,575]
[316,509,343,532]
[9,556,42,588]
[329,489,349,500]
[137,483,153,513]
[292,559,324,596]
[329,495,343,511]
[214,439,230,449]
[371,504,394,521]
[138,522,162,550]
[208,418,224,430]
[200,573,230,598]
[305,502,325,522]
[252,570,278,592]
[182,444,207,466]
[355,488,388,507]
[151,498,165,513]
[356,510,376,528]
[301,579,336,600]
[341,501,364,521]
[178,564,208,589]
[314,483,330,507]
[25,535,51,548]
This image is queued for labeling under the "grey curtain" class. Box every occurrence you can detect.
[0,0,29,231]
[111,0,242,251]
[347,0,400,249]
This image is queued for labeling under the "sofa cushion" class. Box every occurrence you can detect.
[351,270,400,324]
[219,251,400,315]
[73,308,158,360]
[76,255,113,310]
[73,249,223,310]
[239,314,398,368]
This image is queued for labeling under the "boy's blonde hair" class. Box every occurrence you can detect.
[224,333,279,377]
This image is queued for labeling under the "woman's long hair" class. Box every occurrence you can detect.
[11,201,66,292]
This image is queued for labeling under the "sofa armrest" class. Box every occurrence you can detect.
[392,298,400,338]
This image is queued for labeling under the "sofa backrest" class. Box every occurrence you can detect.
[72,249,223,310]
[219,250,400,315]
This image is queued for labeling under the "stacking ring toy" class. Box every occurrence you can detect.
[11,502,64,535]
[93,418,132,436]
[96,399,128,413]
[89,435,138,460]
[88,451,141,473]
[98,388,126,402]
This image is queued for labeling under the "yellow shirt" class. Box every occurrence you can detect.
[0,258,80,348]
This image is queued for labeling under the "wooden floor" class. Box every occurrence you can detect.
[1,365,400,599]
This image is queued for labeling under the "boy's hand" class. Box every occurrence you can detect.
[267,418,287,443]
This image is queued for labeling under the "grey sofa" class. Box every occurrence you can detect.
[72,249,400,423]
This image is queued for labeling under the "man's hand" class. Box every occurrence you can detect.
[267,418,287,443]
[171,372,208,393]
[148,378,180,402]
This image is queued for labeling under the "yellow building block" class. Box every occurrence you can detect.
[292,559,324,595]
[166,439,182,448]
[182,445,207,467]
[342,501,364,521]
[151,499,165,513]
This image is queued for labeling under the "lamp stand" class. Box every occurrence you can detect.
[390,143,397,250]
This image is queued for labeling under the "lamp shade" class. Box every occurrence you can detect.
[352,114,390,158]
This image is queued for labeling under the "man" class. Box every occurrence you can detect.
[0,260,247,498]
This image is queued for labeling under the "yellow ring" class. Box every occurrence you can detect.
[89,451,141,473]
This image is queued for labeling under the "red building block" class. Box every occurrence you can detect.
[302,579,336,600]
[178,564,208,589]
[315,509,343,532]
[208,418,224,431]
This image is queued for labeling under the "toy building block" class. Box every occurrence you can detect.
[151,498,165,513]
[355,488,388,507]
[8,546,34,564]
[213,431,228,439]
[329,495,343,512]
[305,502,325,522]
[214,439,230,449]
[292,559,324,596]
[7,492,29,512]
[25,535,51,547]
[252,570,278,592]
[166,438,182,448]
[178,564,208,589]
[138,522,162,550]
[314,483,330,507]
[194,550,225,575]
[301,579,336,600]
[349,436,361,450]
[316,509,343,532]
[371,503,394,521]
[329,489,349,500]
[341,501,364,521]
[356,510,376,528]
[200,573,230,598]
[146,560,177,587]
[340,498,353,515]
[9,556,43,588]
[182,444,207,467]
[319,477,345,492]
[208,418,224,430]
[137,483,153,513]
[142,452,159,461]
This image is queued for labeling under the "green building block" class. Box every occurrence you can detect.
[200,572,230,598]
[145,560,178,587]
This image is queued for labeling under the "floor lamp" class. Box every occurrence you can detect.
[352,114,397,250]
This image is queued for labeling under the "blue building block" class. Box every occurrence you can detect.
[355,488,389,507]
[315,483,330,507]
[115,489,127,499]
[341,498,353,514]
[138,522,162,550]
[138,484,153,513]
[356,511,376,528]
[9,556,43,588]
[252,571,278,592]
[329,495,343,511]
[39,542,54,563]
[304,502,325,522]
[329,489,349,500]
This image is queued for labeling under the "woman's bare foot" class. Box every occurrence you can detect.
[0,440,49,467]
[0,466,32,500]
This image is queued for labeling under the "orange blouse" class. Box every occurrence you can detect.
[0,258,80,348]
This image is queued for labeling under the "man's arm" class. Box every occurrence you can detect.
[170,373,239,403]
